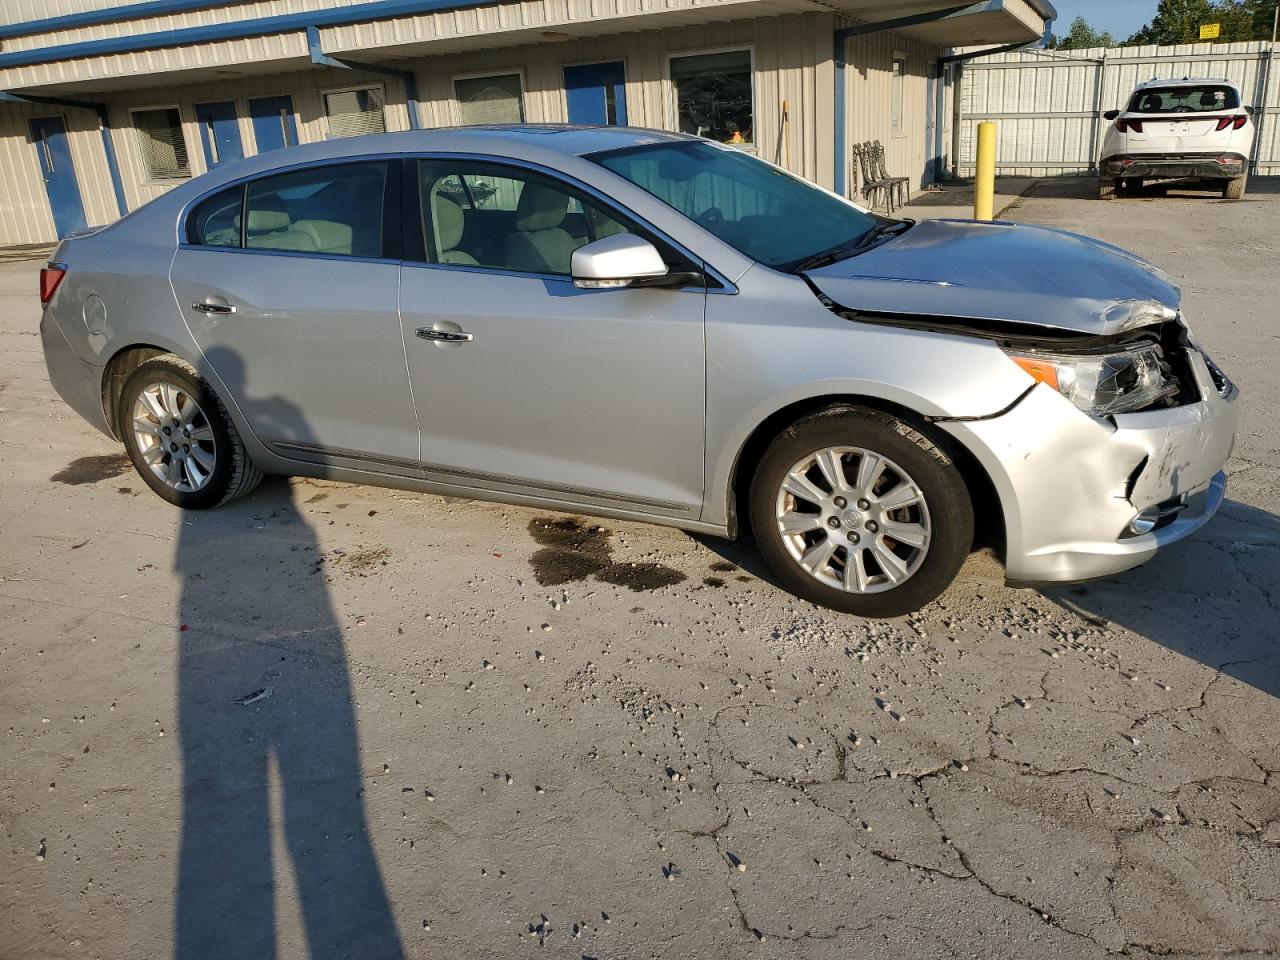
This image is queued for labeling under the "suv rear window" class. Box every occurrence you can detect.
[1128,85,1238,113]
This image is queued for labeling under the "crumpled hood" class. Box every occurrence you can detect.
[804,218,1181,336]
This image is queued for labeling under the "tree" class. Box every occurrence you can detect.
[1050,15,1116,48]
[1127,0,1274,44]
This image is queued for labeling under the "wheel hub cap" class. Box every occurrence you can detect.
[774,445,931,595]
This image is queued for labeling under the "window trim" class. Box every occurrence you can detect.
[890,51,908,137]
[129,103,192,183]
[179,156,402,263]
[665,45,756,150]
[320,82,387,139]
[451,68,527,126]
[177,150,733,290]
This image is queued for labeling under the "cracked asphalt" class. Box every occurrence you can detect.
[2,178,1279,959]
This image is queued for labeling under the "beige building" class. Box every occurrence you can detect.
[0,0,1051,246]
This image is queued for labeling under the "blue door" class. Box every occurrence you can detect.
[29,116,88,238]
[248,95,299,153]
[564,61,627,126]
[193,101,243,169]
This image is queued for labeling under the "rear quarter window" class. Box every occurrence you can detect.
[187,185,243,247]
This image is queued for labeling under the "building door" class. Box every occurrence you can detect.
[28,116,87,238]
[248,95,299,153]
[193,101,243,169]
[563,61,627,126]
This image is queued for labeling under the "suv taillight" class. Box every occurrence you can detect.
[1115,119,1143,133]
[39,265,66,305]
[1215,115,1248,131]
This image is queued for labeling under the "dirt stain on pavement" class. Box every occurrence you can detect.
[51,454,131,486]
[709,560,737,573]
[528,517,685,591]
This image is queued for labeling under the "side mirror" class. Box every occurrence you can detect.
[1245,105,1256,116]
[571,233,669,289]
[1102,109,1119,120]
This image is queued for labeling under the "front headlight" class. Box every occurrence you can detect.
[1005,342,1178,416]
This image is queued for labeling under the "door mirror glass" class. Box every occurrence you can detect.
[572,234,669,288]
[1102,109,1119,120]
[1245,105,1256,116]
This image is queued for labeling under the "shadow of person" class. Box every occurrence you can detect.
[174,348,403,959]
[1041,498,1280,699]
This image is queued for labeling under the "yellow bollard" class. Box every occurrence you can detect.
[974,120,997,221]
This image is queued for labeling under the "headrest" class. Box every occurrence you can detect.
[433,193,466,250]
[1140,94,1161,111]
[240,195,290,234]
[1199,91,1220,107]
[515,183,569,232]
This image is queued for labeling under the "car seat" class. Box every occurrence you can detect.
[504,183,576,274]
[429,192,479,265]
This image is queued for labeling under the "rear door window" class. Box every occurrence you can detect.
[243,161,389,258]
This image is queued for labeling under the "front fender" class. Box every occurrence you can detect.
[700,267,1034,528]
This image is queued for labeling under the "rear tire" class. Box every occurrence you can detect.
[748,406,974,618]
[1098,178,1116,200]
[1223,175,1247,200]
[119,354,263,509]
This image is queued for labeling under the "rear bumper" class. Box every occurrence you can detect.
[1102,152,1247,180]
[41,310,113,437]
[940,349,1240,583]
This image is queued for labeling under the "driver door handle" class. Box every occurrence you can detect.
[416,326,473,343]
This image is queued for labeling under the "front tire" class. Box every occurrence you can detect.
[1223,175,1247,200]
[119,355,263,509]
[748,406,974,617]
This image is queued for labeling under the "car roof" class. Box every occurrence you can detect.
[1132,77,1238,90]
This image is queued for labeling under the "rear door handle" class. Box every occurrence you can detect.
[416,326,473,343]
[192,297,236,315]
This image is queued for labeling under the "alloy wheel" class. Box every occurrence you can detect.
[131,380,218,493]
[774,445,931,594]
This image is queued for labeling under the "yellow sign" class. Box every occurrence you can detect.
[1199,22,1220,39]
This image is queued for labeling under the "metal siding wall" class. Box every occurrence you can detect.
[842,25,940,194]
[0,100,119,244]
[956,41,1280,177]
[411,13,832,185]
[0,10,841,243]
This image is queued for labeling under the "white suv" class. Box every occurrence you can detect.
[1099,78,1254,199]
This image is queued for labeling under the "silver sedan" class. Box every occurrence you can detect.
[39,126,1239,616]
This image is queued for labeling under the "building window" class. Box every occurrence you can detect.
[133,107,190,180]
[454,73,524,125]
[891,55,907,135]
[323,86,386,139]
[670,49,753,145]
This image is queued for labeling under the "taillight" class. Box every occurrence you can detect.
[1115,119,1143,133]
[1215,115,1248,130]
[39,265,66,305]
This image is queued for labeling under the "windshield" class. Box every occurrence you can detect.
[590,140,879,270]
[1128,84,1238,114]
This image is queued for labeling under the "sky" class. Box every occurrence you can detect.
[1052,0,1155,39]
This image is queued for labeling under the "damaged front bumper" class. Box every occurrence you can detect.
[939,349,1239,583]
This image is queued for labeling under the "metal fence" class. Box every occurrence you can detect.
[952,40,1279,178]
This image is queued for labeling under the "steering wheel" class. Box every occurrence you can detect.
[696,206,725,228]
